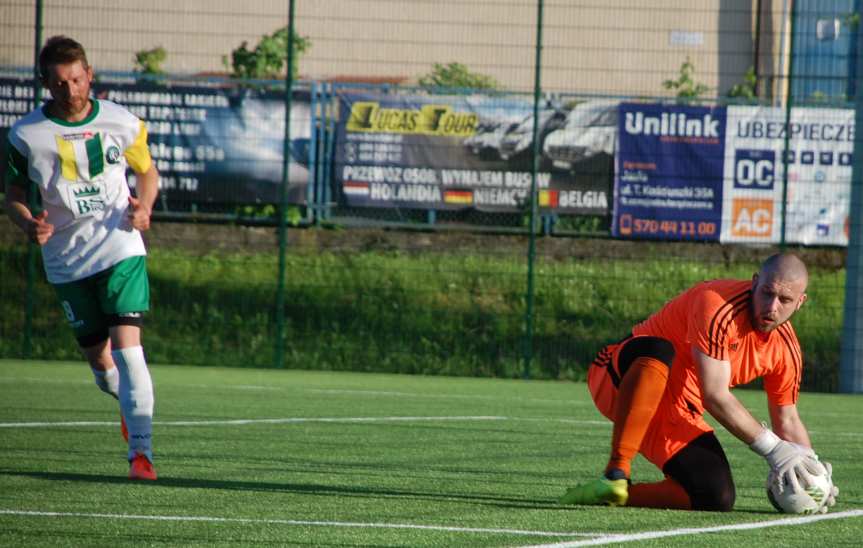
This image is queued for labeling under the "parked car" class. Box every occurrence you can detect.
[497,107,568,167]
[463,119,519,161]
[542,99,618,171]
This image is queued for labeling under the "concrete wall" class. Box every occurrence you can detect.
[0,0,791,99]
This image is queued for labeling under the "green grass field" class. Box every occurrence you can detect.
[1,359,862,547]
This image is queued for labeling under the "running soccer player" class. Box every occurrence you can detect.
[560,253,838,511]
[4,36,159,480]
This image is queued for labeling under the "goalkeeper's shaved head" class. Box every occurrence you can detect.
[759,253,808,289]
[750,253,808,332]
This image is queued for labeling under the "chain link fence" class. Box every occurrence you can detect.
[0,1,858,391]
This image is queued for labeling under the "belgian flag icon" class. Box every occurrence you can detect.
[538,189,559,208]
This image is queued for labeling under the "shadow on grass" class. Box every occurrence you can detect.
[0,469,574,512]
[0,469,794,515]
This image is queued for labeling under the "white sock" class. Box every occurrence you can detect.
[92,366,120,399]
[112,346,154,462]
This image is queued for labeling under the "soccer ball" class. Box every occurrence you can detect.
[767,470,833,514]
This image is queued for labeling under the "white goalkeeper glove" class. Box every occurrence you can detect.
[750,429,822,494]
[784,444,839,513]
[819,460,840,513]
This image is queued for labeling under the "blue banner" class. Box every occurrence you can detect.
[613,102,726,240]
[0,77,311,208]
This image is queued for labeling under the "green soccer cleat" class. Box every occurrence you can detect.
[559,478,629,506]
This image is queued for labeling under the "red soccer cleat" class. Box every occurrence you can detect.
[128,454,157,481]
[120,414,128,442]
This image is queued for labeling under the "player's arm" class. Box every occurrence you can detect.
[134,164,159,208]
[3,142,53,244]
[124,120,159,231]
[768,401,812,448]
[693,347,763,443]
[694,347,820,492]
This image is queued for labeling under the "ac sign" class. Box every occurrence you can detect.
[731,198,774,238]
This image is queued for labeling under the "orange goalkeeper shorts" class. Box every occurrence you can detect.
[586,337,714,470]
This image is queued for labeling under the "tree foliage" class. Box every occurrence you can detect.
[133,46,167,75]
[662,57,710,100]
[418,62,500,91]
[727,66,758,101]
[223,27,310,80]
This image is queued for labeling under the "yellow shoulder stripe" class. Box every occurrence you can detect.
[124,120,152,174]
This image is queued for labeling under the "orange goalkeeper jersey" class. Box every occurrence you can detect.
[631,279,803,417]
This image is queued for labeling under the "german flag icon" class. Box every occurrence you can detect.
[444,190,473,205]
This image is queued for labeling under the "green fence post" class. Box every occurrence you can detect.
[24,0,44,358]
[523,0,544,380]
[839,6,863,394]
[275,0,297,369]
[779,0,797,249]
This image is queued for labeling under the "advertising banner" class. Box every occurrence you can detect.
[0,78,34,171]
[613,102,726,240]
[333,91,616,215]
[722,106,853,245]
[0,77,311,206]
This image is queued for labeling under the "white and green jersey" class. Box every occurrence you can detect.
[5,99,153,283]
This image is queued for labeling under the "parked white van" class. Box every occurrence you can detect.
[542,99,618,171]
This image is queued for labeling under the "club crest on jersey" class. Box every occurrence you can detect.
[105,145,121,164]
[72,185,100,198]
[66,183,106,216]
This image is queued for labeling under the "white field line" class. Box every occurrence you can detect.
[0,377,287,391]
[519,509,863,548]
[512,417,610,426]
[808,430,863,438]
[0,377,858,416]
[310,388,499,400]
[0,377,91,385]
[0,416,509,429]
[161,383,283,391]
[0,509,596,539]
[0,416,613,429]
[307,388,590,406]
[9,418,856,441]
[1,416,854,438]
[0,377,585,403]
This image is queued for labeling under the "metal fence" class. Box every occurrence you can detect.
[1,1,861,392]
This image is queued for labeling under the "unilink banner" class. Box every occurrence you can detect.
[0,77,311,206]
[333,91,616,214]
[613,102,726,240]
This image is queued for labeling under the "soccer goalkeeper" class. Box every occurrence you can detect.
[560,253,838,511]
[4,36,158,481]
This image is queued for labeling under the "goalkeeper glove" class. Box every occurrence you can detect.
[819,460,840,513]
[780,444,839,513]
[750,429,822,494]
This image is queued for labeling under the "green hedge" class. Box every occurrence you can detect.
[0,242,844,390]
